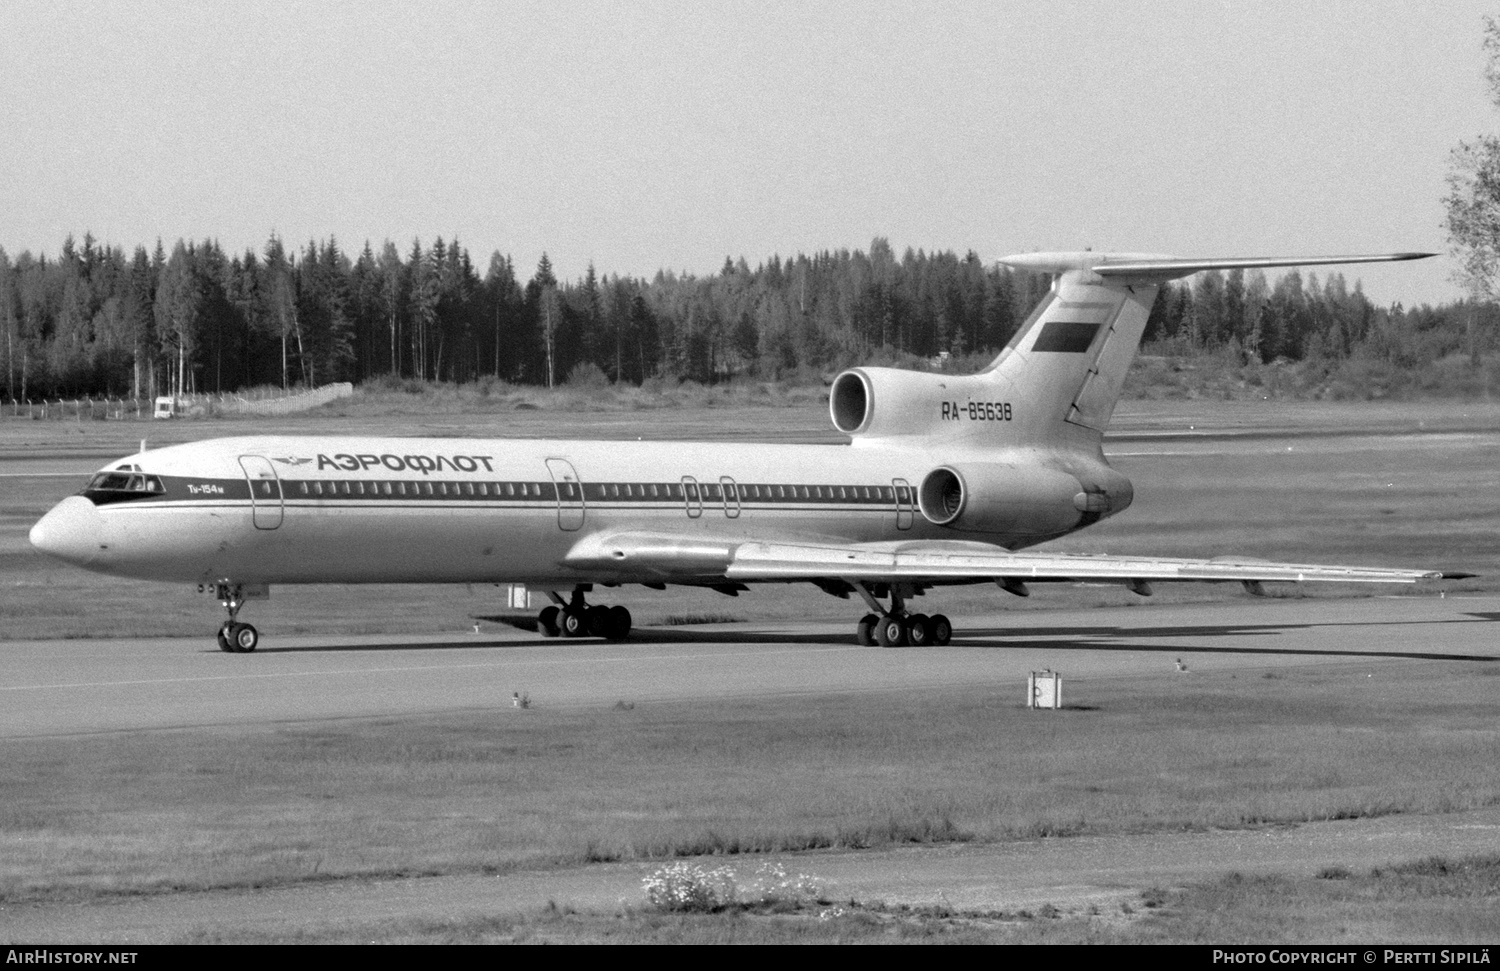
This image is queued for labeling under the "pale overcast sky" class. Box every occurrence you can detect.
[1,0,1494,306]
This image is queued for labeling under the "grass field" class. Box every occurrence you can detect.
[5,662,1500,941]
[3,396,1500,942]
[185,855,1500,943]
[5,662,1500,883]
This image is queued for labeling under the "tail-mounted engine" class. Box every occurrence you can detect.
[916,462,1133,537]
[831,368,923,437]
[831,367,1006,440]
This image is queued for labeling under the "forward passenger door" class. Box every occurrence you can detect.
[238,455,283,530]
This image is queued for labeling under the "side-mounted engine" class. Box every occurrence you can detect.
[914,460,1132,537]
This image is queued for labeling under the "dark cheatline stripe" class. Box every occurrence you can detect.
[89,477,912,508]
[1032,320,1100,353]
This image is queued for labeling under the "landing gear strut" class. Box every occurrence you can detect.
[210,582,259,653]
[852,583,950,648]
[537,587,632,641]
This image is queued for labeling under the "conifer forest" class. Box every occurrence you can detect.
[1,232,1491,402]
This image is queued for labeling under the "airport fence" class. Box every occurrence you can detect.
[3,383,354,422]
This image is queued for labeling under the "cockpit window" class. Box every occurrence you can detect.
[84,471,166,495]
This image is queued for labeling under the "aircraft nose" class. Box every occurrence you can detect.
[30,496,102,567]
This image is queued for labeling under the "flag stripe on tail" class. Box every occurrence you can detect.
[1032,321,1101,353]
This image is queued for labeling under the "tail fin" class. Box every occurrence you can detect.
[988,251,1432,447]
[830,252,1430,451]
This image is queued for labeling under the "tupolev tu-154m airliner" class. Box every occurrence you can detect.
[31,250,1461,653]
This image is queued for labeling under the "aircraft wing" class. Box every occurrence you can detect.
[723,540,1446,585]
[565,532,1449,587]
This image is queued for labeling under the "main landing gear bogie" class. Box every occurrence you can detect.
[538,591,632,641]
[851,581,952,647]
[855,611,952,648]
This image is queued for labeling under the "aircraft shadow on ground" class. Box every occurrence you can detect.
[251,613,1500,660]
[954,627,1495,663]
[585,613,1500,662]
[245,638,529,654]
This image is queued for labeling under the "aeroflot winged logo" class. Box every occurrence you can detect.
[271,456,313,466]
[315,452,498,474]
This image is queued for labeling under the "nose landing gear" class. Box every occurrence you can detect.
[537,588,632,641]
[207,581,259,653]
[852,583,951,647]
[217,621,260,653]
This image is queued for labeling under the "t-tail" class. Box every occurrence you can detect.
[829,251,1433,453]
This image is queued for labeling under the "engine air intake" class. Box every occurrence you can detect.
[918,467,964,525]
[829,371,870,434]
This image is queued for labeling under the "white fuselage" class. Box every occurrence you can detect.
[32,433,1110,588]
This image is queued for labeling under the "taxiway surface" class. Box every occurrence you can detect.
[3,593,1495,739]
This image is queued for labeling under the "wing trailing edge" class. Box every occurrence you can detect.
[572,533,1446,586]
[723,540,1443,585]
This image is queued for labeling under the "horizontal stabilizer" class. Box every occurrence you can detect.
[1000,251,1434,282]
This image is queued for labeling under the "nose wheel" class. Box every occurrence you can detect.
[537,589,632,641]
[217,621,260,653]
[209,581,259,653]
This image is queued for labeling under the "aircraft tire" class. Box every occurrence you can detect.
[216,624,234,653]
[875,615,906,648]
[232,623,259,653]
[930,614,953,646]
[855,614,878,646]
[538,606,561,637]
[587,605,611,637]
[561,607,588,638]
[907,613,931,646]
[605,605,632,640]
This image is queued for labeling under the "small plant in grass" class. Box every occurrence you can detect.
[641,861,826,913]
[642,862,739,912]
[1141,887,1169,909]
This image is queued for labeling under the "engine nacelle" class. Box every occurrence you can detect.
[831,367,989,439]
[916,462,1130,537]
